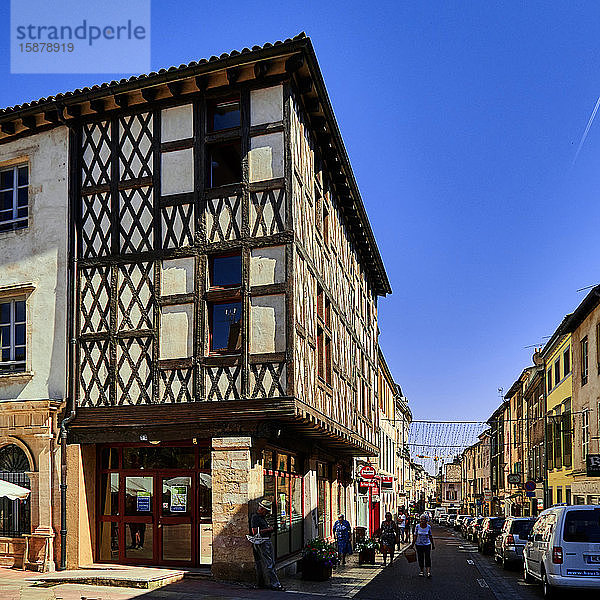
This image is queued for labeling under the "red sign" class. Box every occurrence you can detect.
[358,465,376,480]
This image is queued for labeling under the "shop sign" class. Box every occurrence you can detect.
[358,465,376,480]
[170,486,187,513]
[537,498,544,510]
[483,489,492,501]
[507,474,521,485]
[381,476,393,489]
[586,454,600,477]
[136,490,151,512]
[359,480,379,489]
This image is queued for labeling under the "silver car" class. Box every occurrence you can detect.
[494,517,535,568]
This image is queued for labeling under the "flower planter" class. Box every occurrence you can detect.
[301,558,333,581]
[358,548,376,565]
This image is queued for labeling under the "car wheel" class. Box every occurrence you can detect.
[542,569,556,598]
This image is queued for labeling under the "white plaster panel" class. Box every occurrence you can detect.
[250,246,286,286]
[250,85,283,125]
[160,258,195,296]
[250,294,285,354]
[0,127,69,401]
[161,148,194,195]
[161,104,194,142]
[249,133,284,183]
[159,304,194,359]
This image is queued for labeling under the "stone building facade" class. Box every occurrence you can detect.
[0,34,391,580]
[0,126,69,569]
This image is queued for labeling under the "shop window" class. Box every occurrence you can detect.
[0,444,30,537]
[209,301,241,354]
[262,449,302,559]
[0,164,28,232]
[207,98,240,132]
[0,299,26,373]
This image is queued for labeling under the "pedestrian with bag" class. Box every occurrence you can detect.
[378,512,399,565]
[333,514,352,566]
[248,500,285,591]
[410,513,435,577]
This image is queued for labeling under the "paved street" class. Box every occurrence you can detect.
[356,524,599,600]
[2,524,600,599]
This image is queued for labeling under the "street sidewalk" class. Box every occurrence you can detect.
[0,543,410,600]
[282,542,411,598]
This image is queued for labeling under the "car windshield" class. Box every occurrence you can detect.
[490,518,504,529]
[563,509,600,543]
[512,520,534,536]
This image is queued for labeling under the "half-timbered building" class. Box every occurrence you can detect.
[0,33,391,580]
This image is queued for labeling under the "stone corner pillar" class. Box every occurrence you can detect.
[211,436,264,582]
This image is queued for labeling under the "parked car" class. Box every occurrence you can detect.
[495,517,535,568]
[447,514,458,528]
[455,515,470,530]
[478,516,505,554]
[438,514,449,526]
[461,516,475,537]
[467,516,485,542]
[523,505,600,598]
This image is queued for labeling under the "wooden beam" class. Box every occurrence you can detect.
[43,110,60,124]
[226,67,240,85]
[0,122,15,135]
[21,116,37,130]
[195,75,209,92]
[297,77,313,95]
[285,53,304,73]
[254,60,271,80]
[167,81,183,97]
[305,97,320,114]
[114,94,129,108]
[64,104,82,118]
[141,87,158,102]
[89,99,105,113]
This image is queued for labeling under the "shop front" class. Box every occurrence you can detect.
[97,442,212,567]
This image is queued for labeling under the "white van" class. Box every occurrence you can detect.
[523,505,600,597]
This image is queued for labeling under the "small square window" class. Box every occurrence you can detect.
[209,301,241,353]
[207,98,240,132]
[207,141,241,188]
[210,255,241,288]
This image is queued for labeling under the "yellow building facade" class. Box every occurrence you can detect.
[543,330,574,506]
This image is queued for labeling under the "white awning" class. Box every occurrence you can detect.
[0,479,30,500]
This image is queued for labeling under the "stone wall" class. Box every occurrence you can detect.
[211,436,263,581]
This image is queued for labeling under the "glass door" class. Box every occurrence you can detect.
[123,475,154,562]
[159,474,194,564]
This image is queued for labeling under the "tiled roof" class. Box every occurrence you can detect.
[0,32,391,295]
[0,33,308,116]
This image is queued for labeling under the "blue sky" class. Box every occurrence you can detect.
[1,2,599,422]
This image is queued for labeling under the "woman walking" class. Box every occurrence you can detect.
[333,514,352,566]
[410,514,435,577]
[378,512,399,565]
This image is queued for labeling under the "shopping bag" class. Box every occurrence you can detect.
[404,548,417,563]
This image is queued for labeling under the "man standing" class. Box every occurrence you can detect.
[250,500,285,591]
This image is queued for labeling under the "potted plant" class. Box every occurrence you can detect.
[301,538,337,581]
[356,538,379,565]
